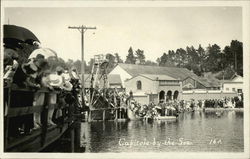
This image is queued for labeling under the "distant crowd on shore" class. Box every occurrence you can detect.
[158,95,244,113]
[178,95,244,111]
[125,92,244,119]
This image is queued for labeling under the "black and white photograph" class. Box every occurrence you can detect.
[1,1,250,159]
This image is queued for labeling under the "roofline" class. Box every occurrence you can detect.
[223,81,243,84]
[230,73,242,80]
[118,63,185,79]
[125,74,154,82]
[139,74,155,81]
[118,63,220,87]
[115,63,134,77]
[125,74,180,82]
[118,63,185,70]
[183,76,209,88]
[140,74,179,81]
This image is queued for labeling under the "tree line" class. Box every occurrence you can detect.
[55,40,243,79]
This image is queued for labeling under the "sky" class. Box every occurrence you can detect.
[4,7,242,63]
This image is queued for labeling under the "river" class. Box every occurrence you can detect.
[81,110,243,152]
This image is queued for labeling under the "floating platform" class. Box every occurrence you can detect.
[154,116,177,120]
[115,118,127,122]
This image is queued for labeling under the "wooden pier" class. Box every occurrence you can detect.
[4,85,81,152]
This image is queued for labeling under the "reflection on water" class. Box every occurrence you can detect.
[81,111,243,152]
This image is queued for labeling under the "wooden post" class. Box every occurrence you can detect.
[85,111,88,122]
[81,122,88,151]
[74,122,81,152]
[71,128,75,152]
[88,110,92,122]
[103,109,106,121]
[115,119,118,130]
[4,87,11,151]
[125,108,128,119]
[41,92,50,146]
[102,120,106,131]
[115,108,118,120]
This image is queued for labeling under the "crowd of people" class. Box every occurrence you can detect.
[4,48,82,137]
[128,99,179,120]
[126,94,244,120]
[178,96,244,111]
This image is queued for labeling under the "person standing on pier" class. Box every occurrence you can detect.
[32,55,50,130]
[45,66,65,126]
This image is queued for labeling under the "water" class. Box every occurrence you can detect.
[81,110,244,152]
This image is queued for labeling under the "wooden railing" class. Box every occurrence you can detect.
[4,85,75,152]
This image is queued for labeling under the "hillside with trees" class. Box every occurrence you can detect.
[65,40,243,79]
[13,40,242,79]
[124,40,243,79]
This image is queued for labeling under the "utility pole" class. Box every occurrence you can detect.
[68,25,96,107]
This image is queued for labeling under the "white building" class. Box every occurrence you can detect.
[222,75,243,94]
[109,63,219,90]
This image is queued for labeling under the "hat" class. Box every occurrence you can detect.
[4,54,13,67]
[63,81,73,91]
[4,48,19,60]
[29,62,38,72]
[24,60,38,72]
[22,62,38,79]
[63,73,71,82]
[49,74,63,87]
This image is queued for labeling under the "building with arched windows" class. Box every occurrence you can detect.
[109,63,222,104]
[109,63,218,89]
[124,74,182,105]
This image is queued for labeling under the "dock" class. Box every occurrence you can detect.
[4,85,81,152]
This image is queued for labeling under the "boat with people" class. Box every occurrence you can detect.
[126,98,179,121]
